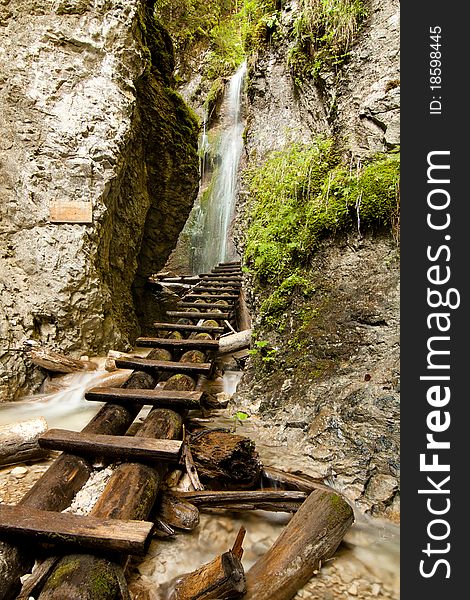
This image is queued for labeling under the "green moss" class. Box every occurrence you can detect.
[260,273,313,326]
[44,558,82,590]
[244,140,400,283]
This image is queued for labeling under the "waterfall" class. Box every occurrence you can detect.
[189,61,247,274]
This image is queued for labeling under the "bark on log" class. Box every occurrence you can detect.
[157,492,200,531]
[175,490,307,506]
[29,348,97,373]
[0,417,49,467]
[167,551,246,600]
[262,466,334,494]
[237,289,251,331]
[244,489,354,600]
[218,330,252,355]
[189,430,262,488]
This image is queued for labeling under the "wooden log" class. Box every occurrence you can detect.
[29,348,97,373]
[185,294,239,300]
[178,302,235,310]
[157,492,200,531]
[0,350,163,600]
[262,466,331,493]
[192,286,240,293]
[176,490,307,506]
[16,557,60,600]
[0,417,50,467]
[104,349,170,371]
[200,275,242,281]
[167,551,246,600]
[85,387,203,409]
[166,311,231,320]
[189,430,261,488]
[244,490,354,600]
[0,505,154,554]
[153,322,225,334]
[237,289,252,331]
[218,330,252,355]
[136,337,219,351]
[38,429,183,463]
[114,357,212,375]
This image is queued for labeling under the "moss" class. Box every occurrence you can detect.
[244,140,400,282]
[44,558,82,590]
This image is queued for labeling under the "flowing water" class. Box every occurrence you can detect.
[186,61,247,274]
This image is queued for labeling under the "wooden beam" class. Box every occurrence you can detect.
[192,286,240,293]
[0,505,153,555]
[184,294,239,300]
[0,417,50,467]
[114,357,212,374]
[85,387,203,409]
[177,302,234,310]
[153,322,225,334]
[38,429,183,462]
[165,311,230,320]
[136,337,219,351]
[176,490,307,505]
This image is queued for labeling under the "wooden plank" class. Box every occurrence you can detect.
[49,201,93,224]
[0,504,153,555]
[200,276,242,282]
[166,311,230,320]
[194,286,241,293]
[136,337,219,350]
[177,302,234,310]
[184,294,239,300]
[38,429,183,462]
[114,357,212,374]
[153,322,225,334]
[176,490,307,505]
[85,387,203,409]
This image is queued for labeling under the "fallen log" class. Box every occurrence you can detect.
[157,492,200,531]
[218,330,252,355]
[262,466,333,494]
[189,430,261,488]
[237,289,251,331]
[29,348,97,373]
[175,489,307,506]
[244,489,354,600]
[0,417,49,467]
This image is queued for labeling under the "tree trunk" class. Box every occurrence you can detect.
[218,330,252,355]
[0,417,49,467]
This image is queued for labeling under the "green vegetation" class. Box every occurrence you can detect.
[244,140,400,283]
[288,0,368,84]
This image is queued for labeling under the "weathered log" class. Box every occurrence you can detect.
[189,430,262,488]
[244,489,354,600]
[16,557,60,600]
[38,429,183,463]
[191,286,240,293]
[218,330,252,355]
[262,466,333,494]
[135,337,219,351]
[157,492,200,531]
[178,302,234,310]
[114,357,212,375]
[185,294,239,300]
[104,349,169,372]
[237,289,251,331]
[167,551,246,600]
[0,350,163,600]
[29,348,97,373]
[0,504,154,554]
[175,490,307,506]
[85,387,203,409]
[166,311,231,320]
[0,417,49,467]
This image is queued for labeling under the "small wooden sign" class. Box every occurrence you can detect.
[49,201,93,224]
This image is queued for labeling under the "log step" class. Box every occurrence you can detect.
[86,387,203,409]
[183,294,239,300]
[218,261,241,265]
[136,337,220,350]
[114,357,212,374]
[177,302,235,310]
[192,286,241,293]
[153,322,225,334]
[200,276,242,282]
[38,429,183,462]
[0,504,154,555]
[166,311,231,320]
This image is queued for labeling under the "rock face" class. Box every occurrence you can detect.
[0,0,199,400]
[234,0,400,516]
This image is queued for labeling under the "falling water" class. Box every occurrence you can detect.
[189,61,247,273]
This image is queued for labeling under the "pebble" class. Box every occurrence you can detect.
[348,583,358,596]
[11,466,28,478]
[371,583,381,597]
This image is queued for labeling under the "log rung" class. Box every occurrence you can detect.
[136,337,220,350]
[38,429,183,462]
[86,386,203,408]
[0,504,154,555]
[166,311,231,320]
[184,294,239,300]
[199,276,242,282]
[191,286,240,293]
[114,357,212,374]
[153,322,225,334]
[177,302,234,310]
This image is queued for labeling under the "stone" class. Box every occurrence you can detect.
[10,466,28,478]
[348,583,358,596]
[0,0,199,401]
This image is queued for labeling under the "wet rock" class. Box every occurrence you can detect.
[10,466,28,478]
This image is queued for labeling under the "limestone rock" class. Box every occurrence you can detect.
[0,0,199,400]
